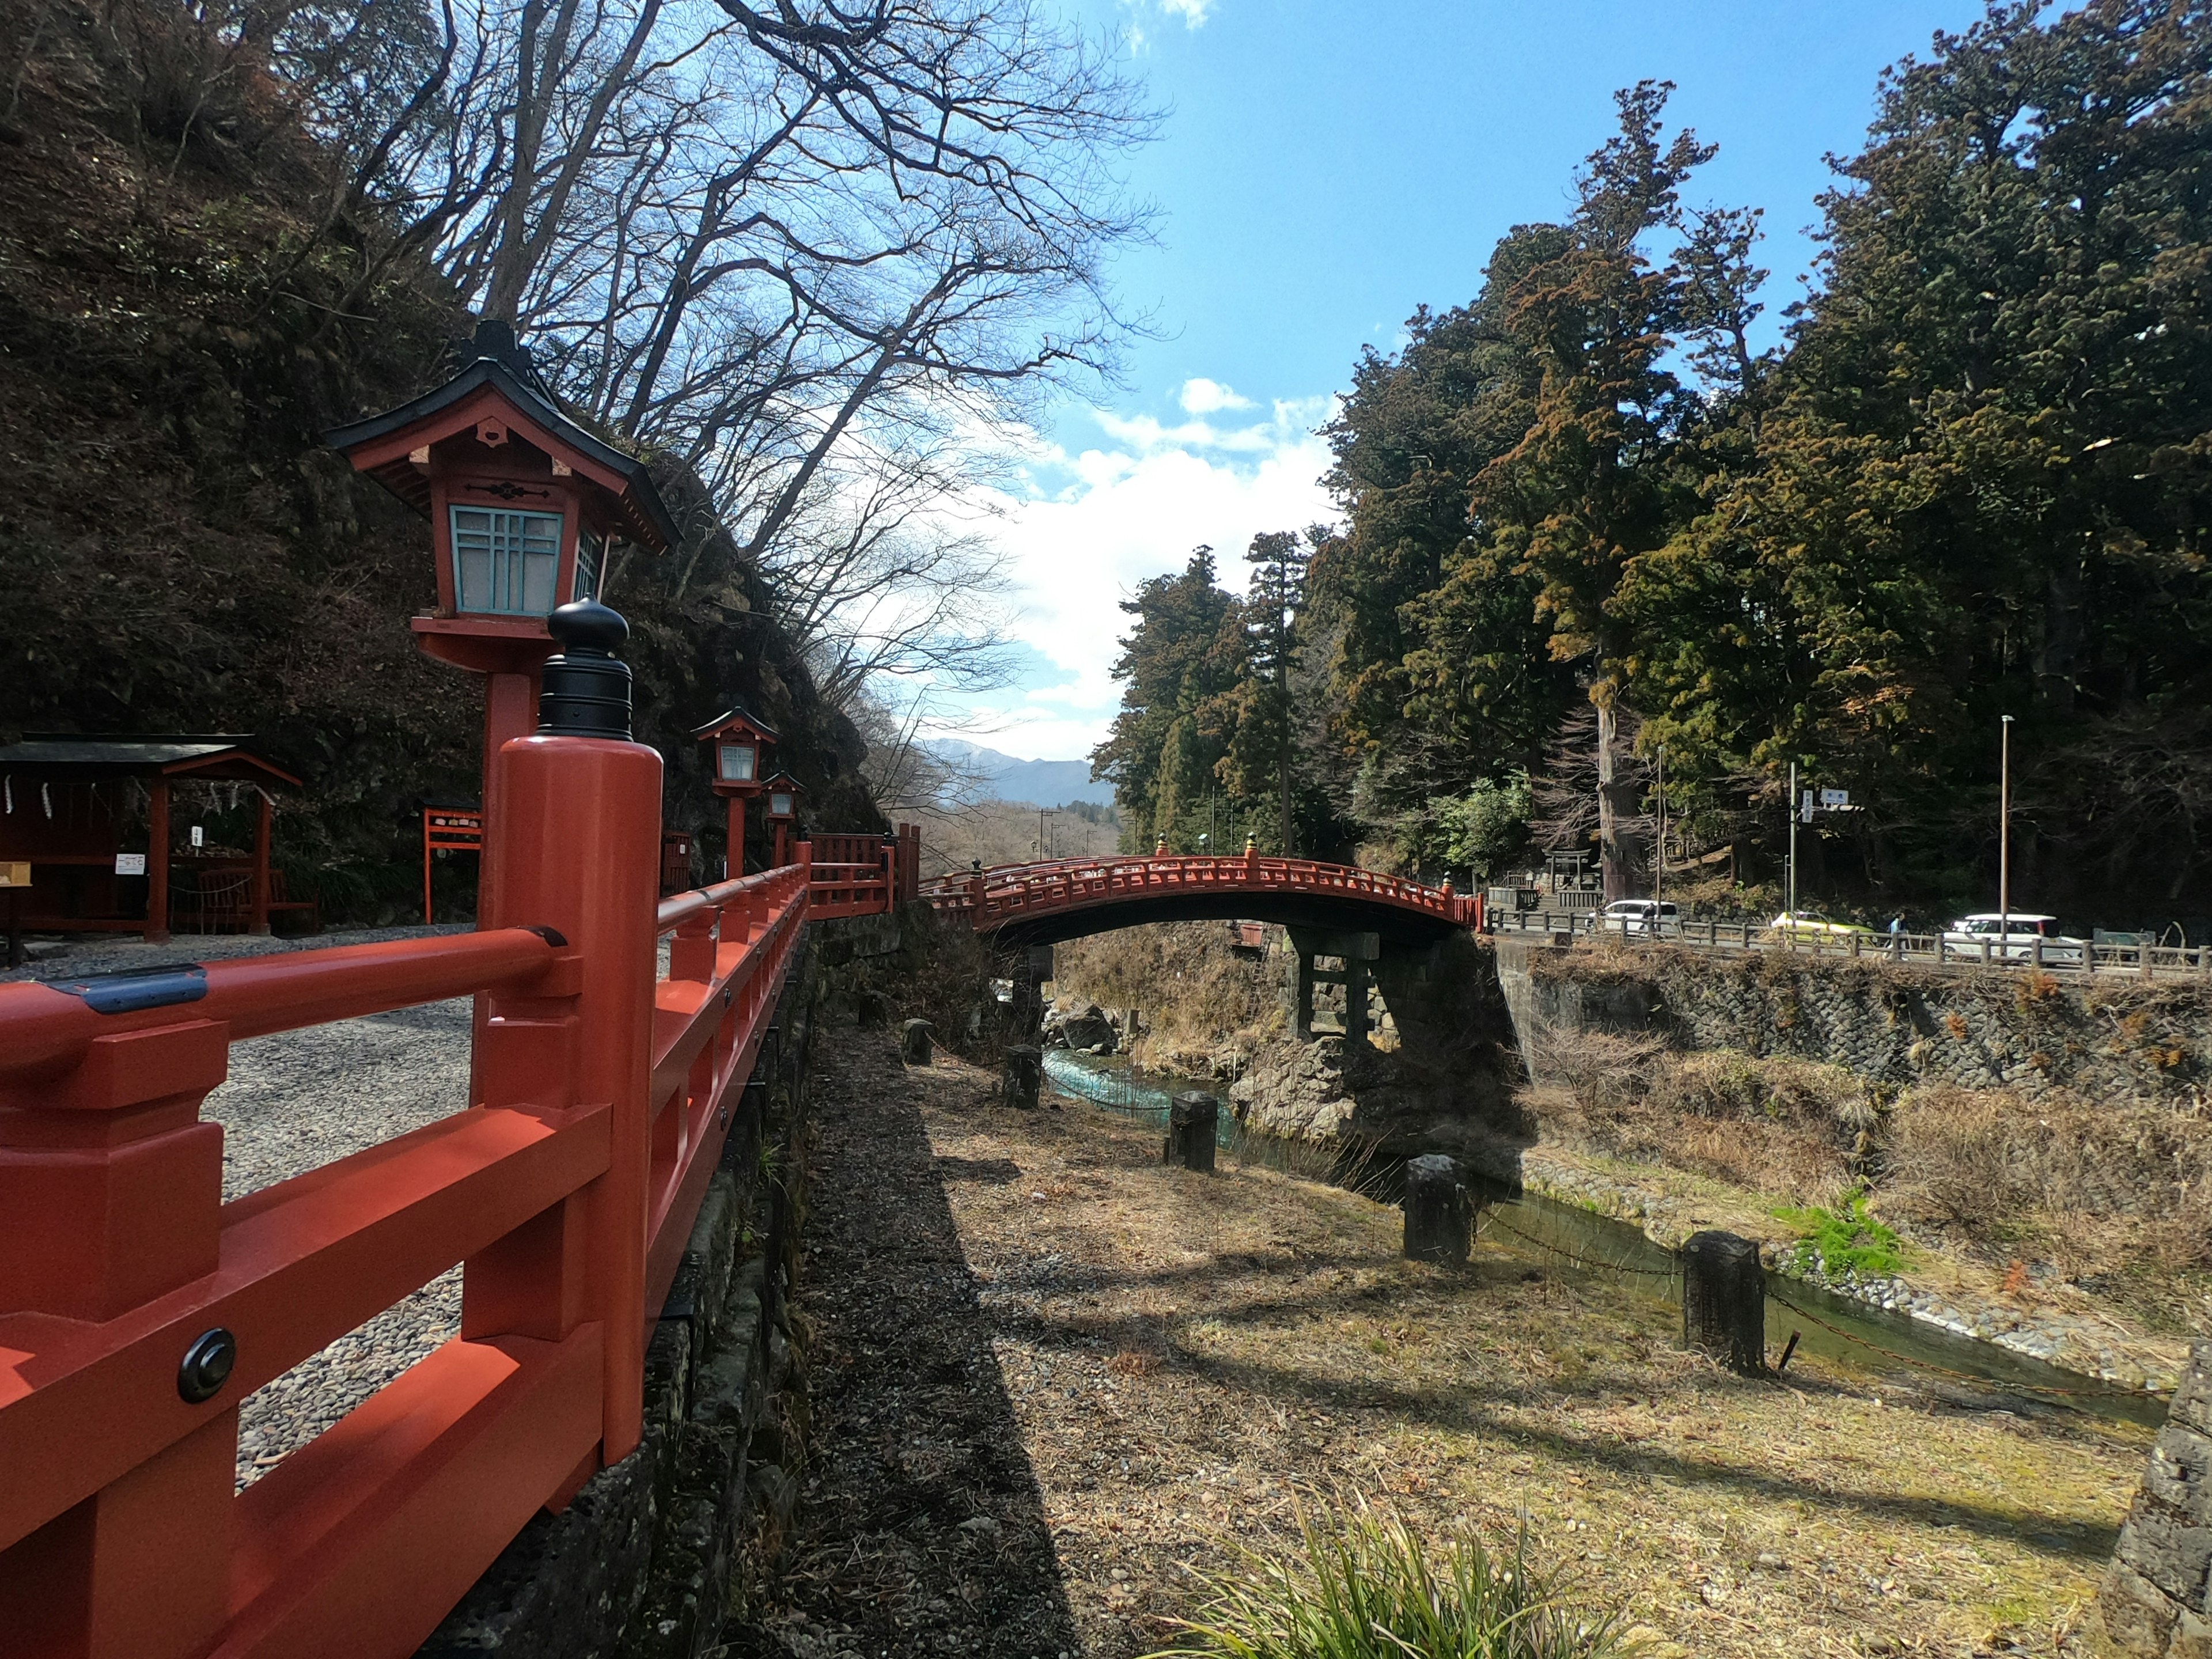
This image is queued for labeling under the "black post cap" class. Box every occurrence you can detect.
[538,599,634,739]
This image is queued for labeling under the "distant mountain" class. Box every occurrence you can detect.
[921,738,1115,807]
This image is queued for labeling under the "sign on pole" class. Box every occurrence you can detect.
[1819,788,1850,808]
[422,807,484,924]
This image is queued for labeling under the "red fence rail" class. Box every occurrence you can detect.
[921,851,1480,933]
[0,738,894,1657]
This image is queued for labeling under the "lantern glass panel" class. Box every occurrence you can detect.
[770,791,794,817]
[718,742,756,783]
[450,507,563,613]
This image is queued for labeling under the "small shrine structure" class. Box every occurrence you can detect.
[0,735,303,944]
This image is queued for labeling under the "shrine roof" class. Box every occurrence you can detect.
[0,737,302,786]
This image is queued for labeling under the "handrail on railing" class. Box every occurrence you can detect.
[0,744,900,1659]
[917,851,1479,929]
[0,926,565,1078]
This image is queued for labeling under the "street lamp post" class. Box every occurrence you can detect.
[1786,760,1798,923]
[1038,807,1058,860]
[2000,714,2015,941]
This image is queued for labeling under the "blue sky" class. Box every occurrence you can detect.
[933,0,1990,763]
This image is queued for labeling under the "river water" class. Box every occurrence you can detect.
[1039,1048,2168,1427]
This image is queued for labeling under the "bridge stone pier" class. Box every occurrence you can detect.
[1287,927,1380,1046]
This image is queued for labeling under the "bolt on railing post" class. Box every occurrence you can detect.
[471,601,661,1466]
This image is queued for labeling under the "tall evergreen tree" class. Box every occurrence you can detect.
[1089,548,1247,850]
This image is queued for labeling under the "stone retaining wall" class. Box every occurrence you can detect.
[1494,938,2212,1104]
[2105,1343,2212,1654]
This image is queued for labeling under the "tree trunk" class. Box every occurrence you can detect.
[1595,695,1641,901]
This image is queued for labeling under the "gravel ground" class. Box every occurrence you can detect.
[731,1028,2155,1659]
[6,927,475,1489]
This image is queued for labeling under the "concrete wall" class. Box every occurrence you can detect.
[418,911,900,1659]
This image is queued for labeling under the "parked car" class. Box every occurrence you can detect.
[1941,912,2086,964]
[1600,899,1677,935]
[1764,911,1878,942]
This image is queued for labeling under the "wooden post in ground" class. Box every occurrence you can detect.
[145,777,172,944]
[1165,1091,1218,1172]
[1682,1230,1766,1375]
[1002,1044,1041,1109]
[1402,1154,1470,1264]
[900,1019,934,1066]
[249,789,272,936]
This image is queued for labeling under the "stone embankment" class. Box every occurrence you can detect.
[1495,935,2212,1104]
[2104,1343,2212,1655]
[1493,938,2212,1395]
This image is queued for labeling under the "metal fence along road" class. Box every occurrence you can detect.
[1490,906,2212,980]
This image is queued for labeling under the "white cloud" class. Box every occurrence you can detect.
[919,394,1336,762]
[1177,376,1251,415]
[1118,0,1210,48]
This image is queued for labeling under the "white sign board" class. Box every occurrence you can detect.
[190,825,204,849]
[1820,788,1850,808]
[115,852,147,876]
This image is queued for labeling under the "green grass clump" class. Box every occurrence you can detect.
[1772,1190,1904,1277]
[1142,1494,1627,1659]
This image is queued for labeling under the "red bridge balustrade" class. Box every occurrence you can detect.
[0,732,903,1656]
[921,850,1481,945]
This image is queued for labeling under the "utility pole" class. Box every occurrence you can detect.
[1654,744,1665,915]
[1999,714,2014,937]
[1038,807,1058,861]
[1787,760,1798,922]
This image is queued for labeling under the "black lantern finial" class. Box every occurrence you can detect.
[538,600,633,739]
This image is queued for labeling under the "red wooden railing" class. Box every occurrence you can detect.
[801,826,921,919]
[921,851,1480,933]
[0,733,907,1657]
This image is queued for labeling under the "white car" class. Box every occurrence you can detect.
[1600,899,1677,935]
[1941,912,2086,965]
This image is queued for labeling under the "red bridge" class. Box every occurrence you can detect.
[922,851,1480,946]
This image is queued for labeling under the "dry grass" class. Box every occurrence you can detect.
[1886,1086,2212,1291]
[751,1027,2155,1659]
[1525,1025,1873,1209]
[1520,1011,2212,1331]
[1055,922,1287,1076]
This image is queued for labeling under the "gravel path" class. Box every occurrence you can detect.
[6,927,475,1489]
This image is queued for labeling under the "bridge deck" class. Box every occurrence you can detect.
[922,854,1478,946]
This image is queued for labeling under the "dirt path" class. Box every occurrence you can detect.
[725,1025,2153,1658]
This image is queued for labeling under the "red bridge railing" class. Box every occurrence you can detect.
[921,851,1480,932]
[0,734,907,1657]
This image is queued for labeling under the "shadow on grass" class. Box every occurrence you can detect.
[989,1270,2124,1562]
[951,1103,2126,1562]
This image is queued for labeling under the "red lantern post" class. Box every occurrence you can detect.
[325,323,678,924]
[691,708,778,878]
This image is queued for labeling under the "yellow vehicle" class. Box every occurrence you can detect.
[1764,910,1878,943]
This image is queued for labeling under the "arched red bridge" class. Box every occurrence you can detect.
[921,852,1480,947]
